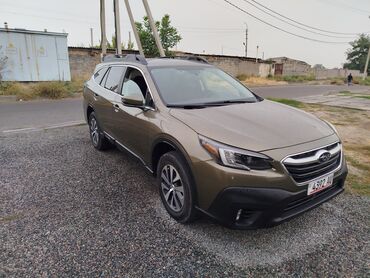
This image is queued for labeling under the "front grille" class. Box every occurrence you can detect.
[283,142,342,184]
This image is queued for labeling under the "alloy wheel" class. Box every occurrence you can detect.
[161,164,185,212]
[90,117,99,146]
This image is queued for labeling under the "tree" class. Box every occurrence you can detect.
[344,34,370,74]
[135,14,182,57]
[106,35,135,50]
[313,64,326,70]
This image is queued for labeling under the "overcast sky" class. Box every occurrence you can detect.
[1,0,369,68]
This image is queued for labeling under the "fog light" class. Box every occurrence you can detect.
[236,209,242,221]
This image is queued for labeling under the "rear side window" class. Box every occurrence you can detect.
[104,66,125,93]
[93,68,108,85]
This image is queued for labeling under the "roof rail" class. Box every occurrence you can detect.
[102,54,148,65]
[158,55,209,64]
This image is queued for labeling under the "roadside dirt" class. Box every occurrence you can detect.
[241,77,288,87]
[304,104,370,195]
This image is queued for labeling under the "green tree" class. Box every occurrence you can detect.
[107,35,134,50]
[135,14,182,57]
[344,34,370,74]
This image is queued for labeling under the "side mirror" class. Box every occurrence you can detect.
[121,80,145,107]
[122,94,144,107]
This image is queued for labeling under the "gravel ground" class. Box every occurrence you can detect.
[0,126,369,277]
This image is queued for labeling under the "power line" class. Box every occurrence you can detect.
[248,0,368,35]
[240,0,356,38]
[221,0,350,44]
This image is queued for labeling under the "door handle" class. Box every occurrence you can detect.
[113,104,119,112]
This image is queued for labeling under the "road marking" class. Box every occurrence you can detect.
[2,120,86,134]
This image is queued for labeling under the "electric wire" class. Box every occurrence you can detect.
[248,0,368,35]
[241,0,357,38]
[222,0,351,44]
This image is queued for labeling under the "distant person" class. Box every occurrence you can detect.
[347,73,353,86]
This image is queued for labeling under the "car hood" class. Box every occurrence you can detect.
[169,100,334,152]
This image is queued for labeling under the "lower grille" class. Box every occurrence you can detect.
[283,142,342,184]
[284,181,339,211]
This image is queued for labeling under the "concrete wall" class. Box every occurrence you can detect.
[68,47,138,79]
[68,47,273,79]
[314,68,362,80]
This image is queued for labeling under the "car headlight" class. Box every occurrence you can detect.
[199,135,273,170]
[324,120,338,134]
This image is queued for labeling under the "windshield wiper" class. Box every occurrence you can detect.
[167,104,207,109]
[205,99,256,105]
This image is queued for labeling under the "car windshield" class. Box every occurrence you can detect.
[150,66,259,107]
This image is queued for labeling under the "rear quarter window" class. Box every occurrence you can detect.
[93,67,108,85]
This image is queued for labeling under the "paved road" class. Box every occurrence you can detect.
[1,85,369,132]
[253,84,370,98]
[1,126,368,276]
[0,98,84,132]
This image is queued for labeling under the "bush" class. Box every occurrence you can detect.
[32,82,70,99]
[357,77,370,86]
[0,82,24,95]
[236,74,250,81]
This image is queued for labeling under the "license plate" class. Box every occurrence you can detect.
[307,173,334,195]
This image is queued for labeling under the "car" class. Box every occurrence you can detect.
[83,54,347,229]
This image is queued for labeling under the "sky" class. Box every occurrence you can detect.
[0,0,369,68]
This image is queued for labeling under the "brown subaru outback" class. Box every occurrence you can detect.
[83,54,347,229]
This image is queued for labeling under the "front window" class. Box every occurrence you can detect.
[150,66,258,107]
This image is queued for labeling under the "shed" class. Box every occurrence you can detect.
[0,28,71,81]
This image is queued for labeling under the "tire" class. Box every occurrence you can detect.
[157,151,197,223]
[88,112,111,151]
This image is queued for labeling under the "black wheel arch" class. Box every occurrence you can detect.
[151,135,194,178]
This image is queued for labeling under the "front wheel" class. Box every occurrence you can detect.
[157,151,197,223]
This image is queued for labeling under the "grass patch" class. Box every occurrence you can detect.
[0,79,85,100]
[338,90,352,96]
[269,75,315,83]
[354,95,370,100]
[236,74,250,81]
[32,82,71,99]
[329,78,345,85]
[267,98,305,108]
[356,77,370,86]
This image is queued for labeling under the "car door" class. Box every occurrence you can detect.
[85,66,110,127]
[110,66,156,162]
[97,65,126,135]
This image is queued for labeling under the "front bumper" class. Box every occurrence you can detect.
[199,161,347,229]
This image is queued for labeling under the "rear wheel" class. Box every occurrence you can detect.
[157,151,197,223]
[88,112,111,150]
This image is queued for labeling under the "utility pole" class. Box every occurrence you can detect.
[100,0,107,58]
[142,0,165,57]
[363,45,370,80]
[256,45,259,63]
[124,0,145,56]
[90,28,94,47]
[113,0,122,55]
[244,23,248,57]
[363,16,370,80]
